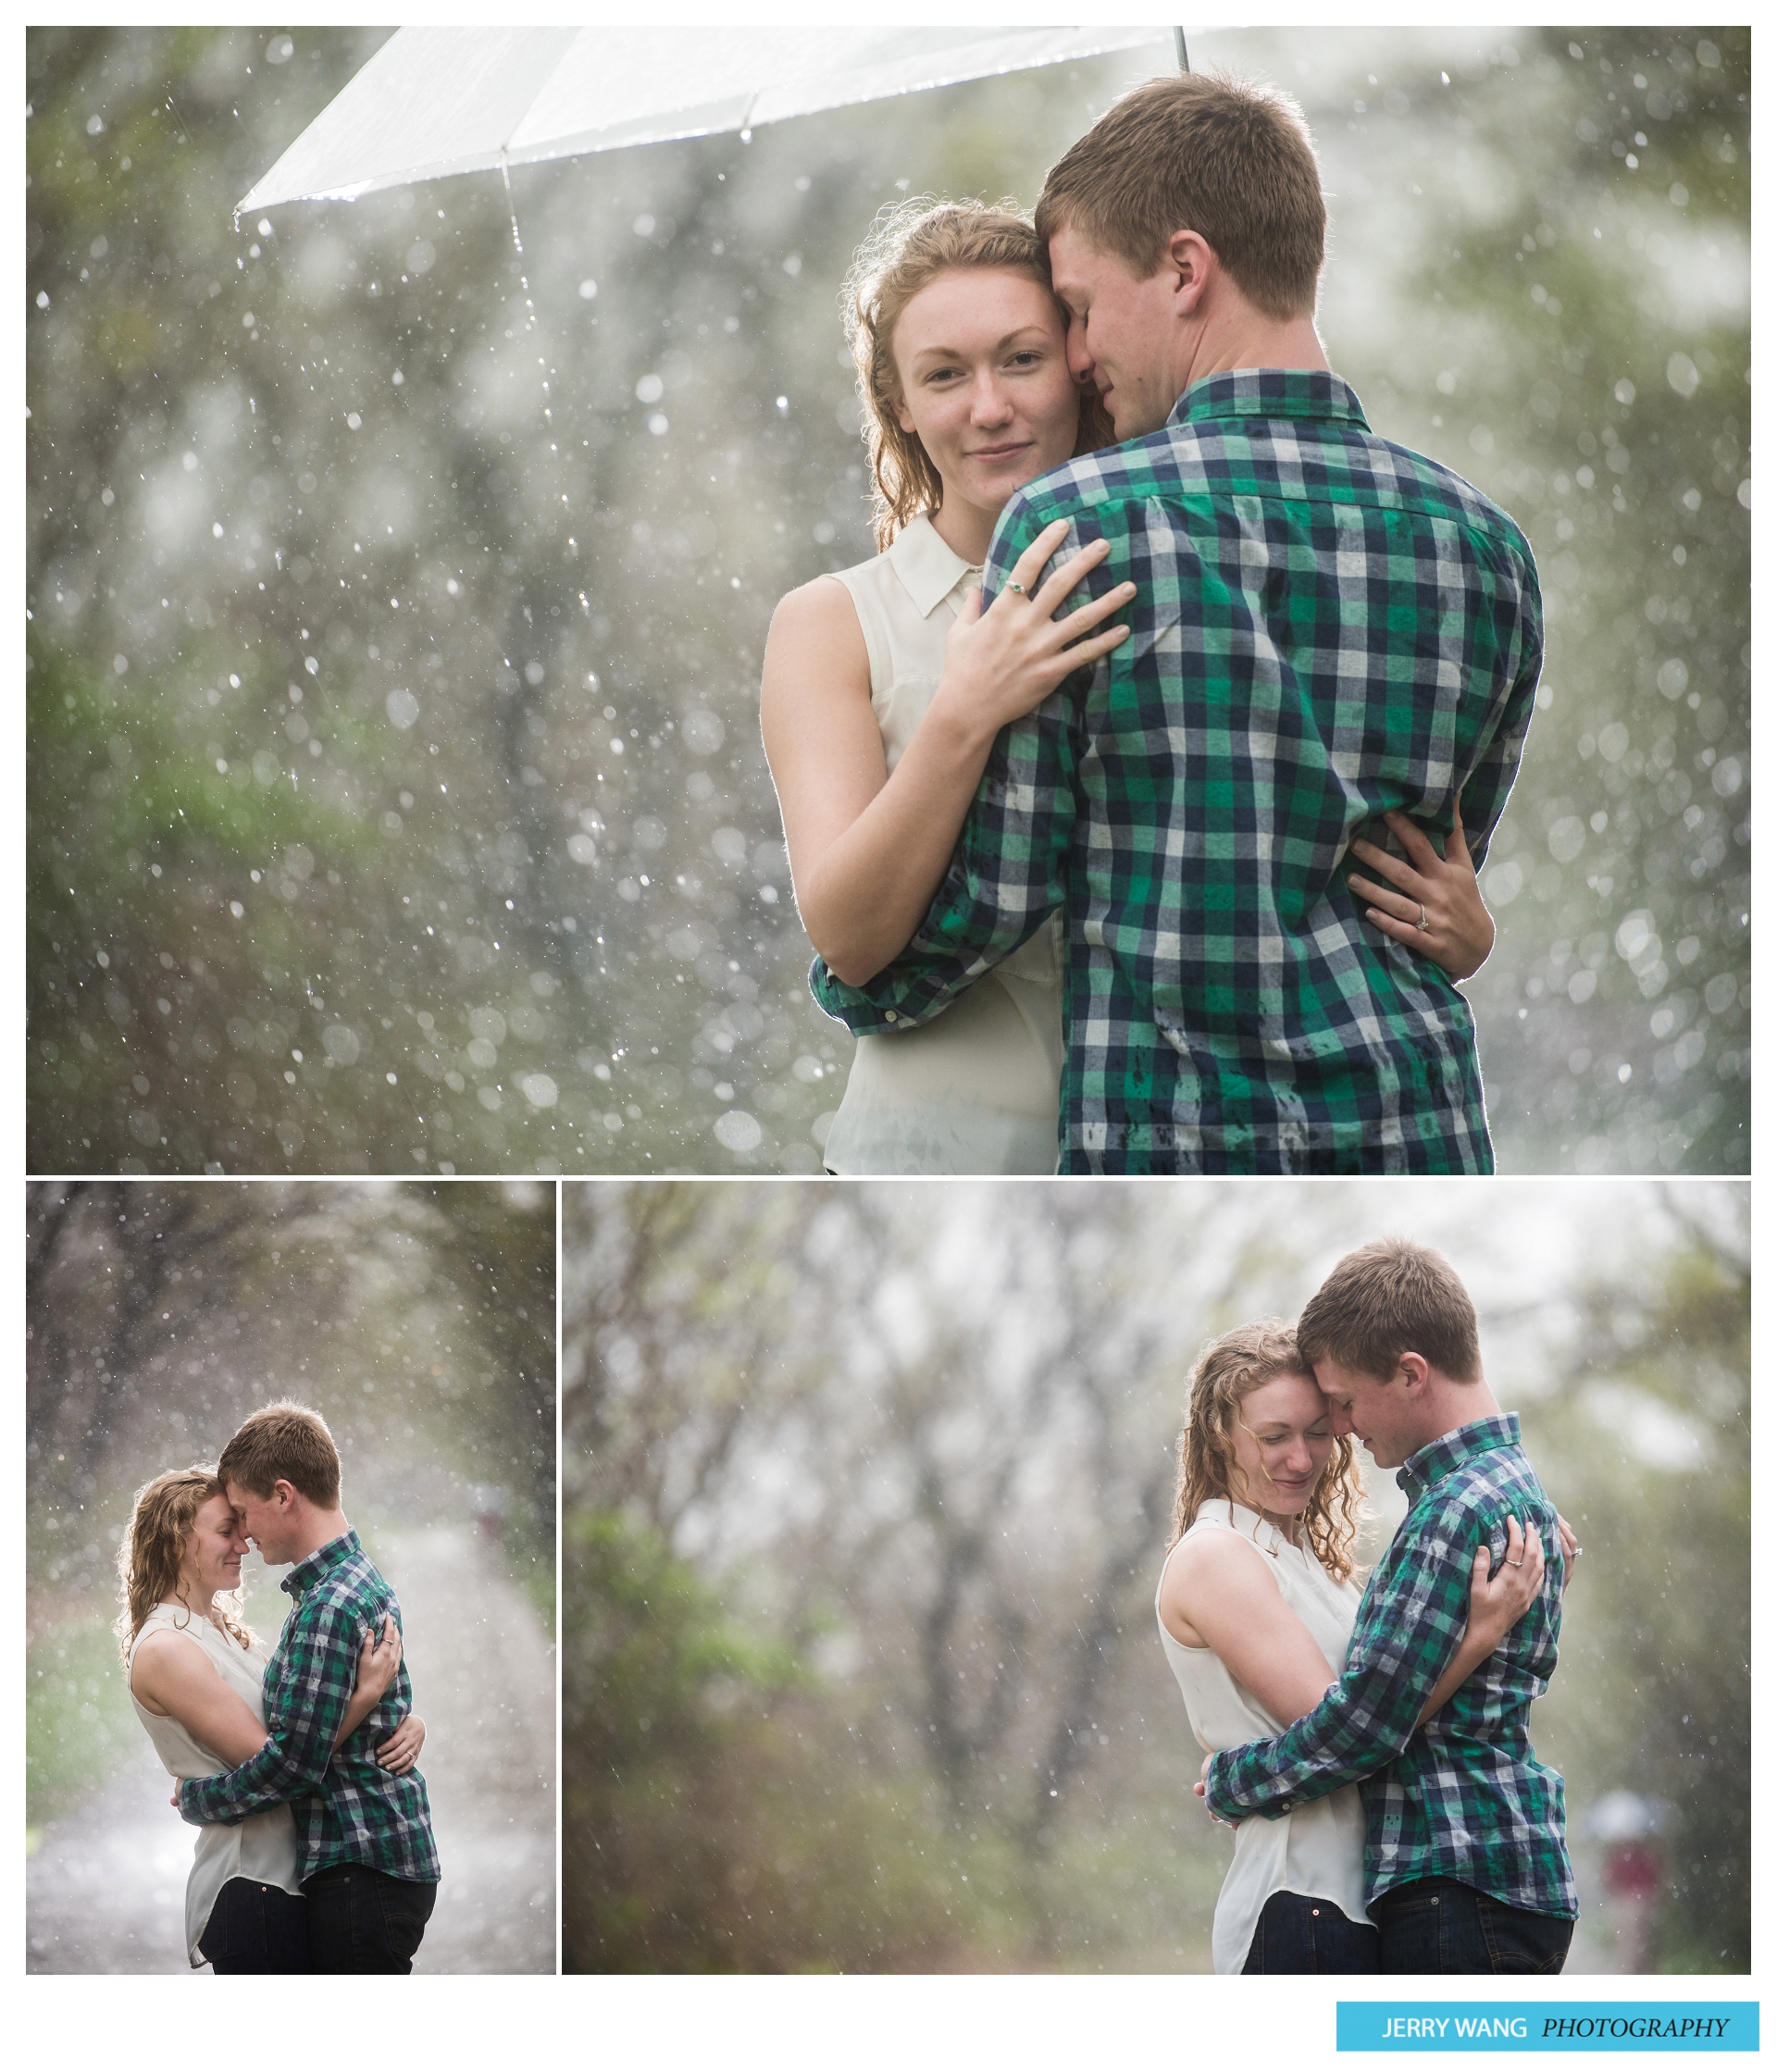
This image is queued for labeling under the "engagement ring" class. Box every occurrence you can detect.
[1006,581,1028,596]
[1415,904,1431,931]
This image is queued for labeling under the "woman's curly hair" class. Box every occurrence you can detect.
[841,194,1115,551]
[114,1465,253,1669]
[1167,1319,1365,1582]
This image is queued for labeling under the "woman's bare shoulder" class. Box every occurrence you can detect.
[769,571,864,644]
[1165,1522,1286,1604]
[129,1621,217,1697]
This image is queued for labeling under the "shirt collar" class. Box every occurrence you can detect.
[281,1526,362,1601]
[1168,366,1371,434]
[886,511,981,618]
[1396,1412,1522,1502]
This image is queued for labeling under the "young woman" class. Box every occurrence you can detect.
[763,199,1498,1174]
[118,1467,422,1973]
[1156,1323,1562,1974]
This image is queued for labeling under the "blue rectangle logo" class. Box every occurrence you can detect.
[1337,2004,1758,2052]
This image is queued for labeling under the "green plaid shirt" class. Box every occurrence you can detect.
[179,1530,441,1884]
[1204,1414,1576,1919]
[812,370,1541,1173]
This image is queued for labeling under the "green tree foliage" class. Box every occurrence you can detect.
[1523,1200,1749,1969]
[1394,31,1750,1170]
[28,31,1746,1172]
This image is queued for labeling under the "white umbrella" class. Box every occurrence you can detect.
[238,26,1183,216]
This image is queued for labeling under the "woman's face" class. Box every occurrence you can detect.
[180,1492,250,1603]
[1229,1371,1336,1519]
[889,267,1081,528]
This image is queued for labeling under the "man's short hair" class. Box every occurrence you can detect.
[217,1400,342,1507]
[1035,69,1325,321]
[1295,1238,1482,1383]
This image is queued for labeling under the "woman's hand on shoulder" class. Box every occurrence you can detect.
[934,521,1133,740]
[1466,1516,1545,1650]
[356,1612,404,1705]
[1347,791,1495,981]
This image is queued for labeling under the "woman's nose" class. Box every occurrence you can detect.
[971,375,1013,425]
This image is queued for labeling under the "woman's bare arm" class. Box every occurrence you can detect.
[761,523,1130,986]
[130,1629,271,1768]
[1161,1532,1342,1728]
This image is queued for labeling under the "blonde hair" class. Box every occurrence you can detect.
[114,1466,253,1669]
[841,195,1114,550]
[1168,1319,1364,1583]
[1036,70,1325,321]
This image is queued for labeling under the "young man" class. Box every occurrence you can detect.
[178,1401,441,1973]
[1202,1238,1577,1972]
[814,72,1541,1173]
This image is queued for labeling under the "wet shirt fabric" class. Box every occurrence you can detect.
[179,1530,441,1885]
[811,370,1542,1174]
[1203,1414,1577,1920]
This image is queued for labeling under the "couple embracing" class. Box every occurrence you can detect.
[1161,1237,1578,1973]
[766,68,1537,1176]
[118,1402,441,1973]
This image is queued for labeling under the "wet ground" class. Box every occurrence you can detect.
[26,1523,554,1975]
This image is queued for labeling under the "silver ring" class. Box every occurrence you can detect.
[1005,581,1028,597]
[1415,904,1431,931]
[1506,1558,1523,1568]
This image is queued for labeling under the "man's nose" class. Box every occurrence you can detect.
[1066,322,1096,383]
[1325,1401,1354,1436]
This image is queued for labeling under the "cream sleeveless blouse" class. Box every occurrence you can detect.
[820,515,1065,1174]
[129,1601,303,1966]
[1155,1501,1372,1973]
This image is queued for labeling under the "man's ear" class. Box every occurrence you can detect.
[1166,229,1215,312]
[1396,1352,1432,1394]
[272,1478,300,1511]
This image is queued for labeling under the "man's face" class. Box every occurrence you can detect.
[1047,221,1190,439]
[224,1477,298,1564]
[1311,1358,1423,1470]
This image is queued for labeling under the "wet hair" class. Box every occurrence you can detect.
[1295,1237,1482,1383]
[1168,1319,1363,1583]
[115,1465,253,1669]
[841,195,1114,550]
[1036,69,1325,321]
[217,1399,342,1507]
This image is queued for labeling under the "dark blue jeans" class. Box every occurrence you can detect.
[301,1863,437,1974]
[197,1875,310,1973]
[1373,1876,1573,1974]
[1242,1891,1382,1973]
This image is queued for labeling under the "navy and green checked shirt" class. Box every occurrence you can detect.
[179,1530,441,1885]
[1204,1413,1576,1919]
[812,370,1541,1173]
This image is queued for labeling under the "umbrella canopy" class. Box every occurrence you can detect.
[238,25,1178,214]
